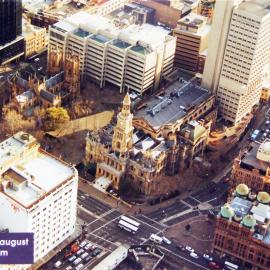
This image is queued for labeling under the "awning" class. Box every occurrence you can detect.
[93,176,112,192]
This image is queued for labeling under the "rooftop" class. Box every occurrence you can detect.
[53,11,171,51]
[239,142,269,175]
[0,132,37,169]
[0,132,76,208]
[90,34,111,44]
[219,186,270,245]
[134,81,212,129]
[175,12,211,36]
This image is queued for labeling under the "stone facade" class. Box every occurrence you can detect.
[85,93,212,195]
[5,49,80,114]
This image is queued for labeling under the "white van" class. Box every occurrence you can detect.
[149,234,163,244]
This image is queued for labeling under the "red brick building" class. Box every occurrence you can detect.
[213,184,270,270]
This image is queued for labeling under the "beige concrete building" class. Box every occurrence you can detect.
[173,13,210,72]
[48,11,176,95]
[201,0,243,93]
[216,1,270,124]
[22,20,47,58]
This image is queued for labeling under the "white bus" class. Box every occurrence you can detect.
[224,261,239,270]
[118,216,140,234]
[121,215,141,227]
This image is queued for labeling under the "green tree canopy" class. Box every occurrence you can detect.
[43,107,70,131]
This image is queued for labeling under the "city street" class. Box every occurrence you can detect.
[42,179,234,270]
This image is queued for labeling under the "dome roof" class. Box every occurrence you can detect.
[257,191,270,204]
[220,203,234,219]
[242,215,256,228]
[236,184,249,196]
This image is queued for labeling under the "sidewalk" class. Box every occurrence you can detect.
[78,178,213,217]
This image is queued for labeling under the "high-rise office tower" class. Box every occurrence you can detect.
[0,0,22,45]
[0,0,24,64]
[201,0,243,93]
[216,1,270,124]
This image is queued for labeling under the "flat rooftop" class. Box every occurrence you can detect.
[0,133,76,208]
[240,142,269,175]
[134,81,212,128]
[53,11,171,50]
[0,132,37,167]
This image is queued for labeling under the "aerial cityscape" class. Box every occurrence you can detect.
[0,0,270,270]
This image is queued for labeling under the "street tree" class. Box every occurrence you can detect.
[42,107,70,131]
[4,109,23,133]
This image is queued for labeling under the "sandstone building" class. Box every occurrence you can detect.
[85,77,216,195]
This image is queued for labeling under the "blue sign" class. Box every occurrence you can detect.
[0,233,34,264]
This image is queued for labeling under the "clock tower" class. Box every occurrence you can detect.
[112,94,133,154]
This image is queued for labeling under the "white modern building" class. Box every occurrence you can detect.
[201,0,243,93]
[0,132,78,269]
[216,1,270,123]
[48,11,176,94]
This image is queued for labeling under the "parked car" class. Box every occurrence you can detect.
[68,255,77,262]
[209,261,221,269]
[81,252,89,259]
[185,246,194,253]
[79,240,88,248]
[176,244,185,251]
[65,266,72,270]
[76,249,84,256]
[54,261,62,268]
[73,257,82,266]
[83,255,93,262]
[85,243,93,250]
[162,236,171,245]
[76,264,84,270]
[203,254,213,261]
[190,252,199,259]
[91,247,102,257]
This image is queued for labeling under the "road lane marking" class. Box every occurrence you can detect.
[139,215,169,228]
[85,208,116,226]
[181,199,194,208]
[190,196,202,203]
[90,215,121,234]
[160,208,193,223]
[131,216,165,233]
[159,246,209,270]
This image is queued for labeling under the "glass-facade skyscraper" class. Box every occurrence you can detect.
[0,0,24,64]
[0,0,22,45]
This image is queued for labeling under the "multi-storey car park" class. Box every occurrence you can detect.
[48,11,176,95]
